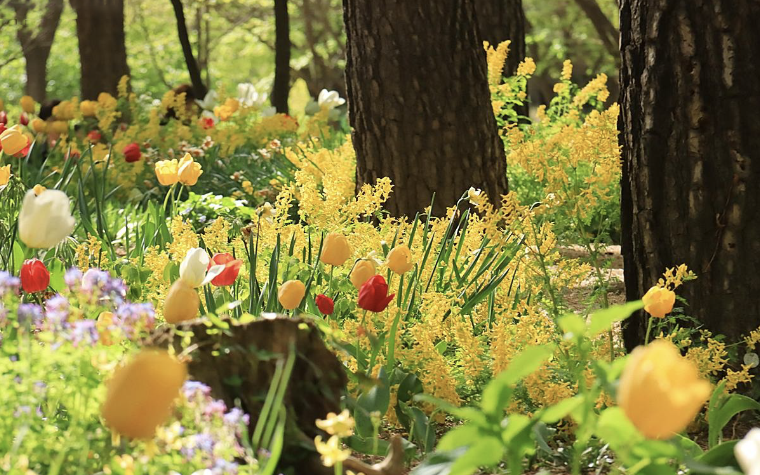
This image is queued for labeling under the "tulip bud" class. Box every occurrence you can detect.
[179,248,211,288]
[123,142,141,163]
[358,275,395,313]
[20,95,35,114]
[735,428,760,475]
[31,118,47,133]
[87,130,101,142]
[0,125,28,155]
[0,111,7,124]
[163,279,201,324]
[20,258,50,293]
[617,340,711,439]
[386,244,414,275]
[320,233,352,266]
[178,153,203,186]
[278,280,306,310]
[155,159,179,186]
[18,190,76,249]
[350,259,376,290]
[0,164,10,187]
[642,286,676,318]
[315,294,335,315]
[102,349,187,439]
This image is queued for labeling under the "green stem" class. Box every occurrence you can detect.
[644,316,655,345]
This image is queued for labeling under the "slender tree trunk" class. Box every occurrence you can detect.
[170,0,207,99]
[473,0,525,76]
[573,0,618,62]
[620,0,760,349]
[70,0,130,99]
[273,0,291,113]
[344,0,508,217]
[11,0,64,102]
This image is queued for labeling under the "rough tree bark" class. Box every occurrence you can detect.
[11,0,64,102]
[473,0,525,76]
[70,0,130,99]
[620,0,760,349]
[170,0,208,99]
[344,0,508,217]
[272,0,291,113]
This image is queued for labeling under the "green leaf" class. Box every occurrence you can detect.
[538,395,584,424]
[696,440,741,470]
[437,424,483,452]
[709,392,760,448]
[481,344,554,416]
[448,436,504,475]
[588,301,645,336]
[558,313,586,339]
[48,259,66,292]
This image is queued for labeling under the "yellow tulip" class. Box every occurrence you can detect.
[321,233,352,266]
[20,95,35,114]
[278,279,306,310]
[642,286,676,318]
[1,125,27,155]
[52,100,76,121]
[350,259,376,289]
[163,279,200,324]
[32,184,46,196]
[50,120,69,135]
[387,244,414,275]
[31,118,47,133]
[155,159,179,186]
[0,164,10,187]
[80,100,98,117]
[102,349,187,439]
[178,153,203,186]
[618,340,711,439]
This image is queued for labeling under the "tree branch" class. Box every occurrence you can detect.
[169,0,207,98]
[572,0,619,62]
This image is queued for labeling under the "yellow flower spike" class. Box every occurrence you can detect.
[278,280,306,310]
[30,118,47,133]
[154,159,179,186]
[102,349,187,439]
[315,409,355,437]
[386,244,414,275]
[80,100,98,117]
[314,435,351,467]
[618,340,711,439]
[321,233,352,267]
[642,286,676,319]
[50,120,69,135]
[177,153,203,186]
[350,259,376,290]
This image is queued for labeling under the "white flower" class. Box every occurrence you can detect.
[467,187,483,205]
[195,90,218,110]
[179,248,225,287]
[237,83,267,108]
[18,190,75,249]
[317,89,345,110]
[261,106,277,117]
[735,428,760,475]
[304,99,321,116]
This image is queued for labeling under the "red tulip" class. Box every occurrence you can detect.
[357,275,395,313]
[20,259,50,293]
[0,111,7,125]
[200,117,215,129]
[19,113,29,126]
[208,253,243,286]
[315,294,334,315]
[87,130,102,142]
[14,138,31,158]
[123,142,141,163]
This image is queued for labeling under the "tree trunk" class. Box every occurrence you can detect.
[11,0,64,102]
[573,0,618,62]
[344,0,508,217]
[620,0,760,350]
[473,0,525,76]
[273,0,291,113]
[170,0,208,99]
[70,0,130,99]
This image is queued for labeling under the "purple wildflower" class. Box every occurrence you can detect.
[183,380,212,400]
[17,303,44,328]
[64,268,83,289]
[45,294,70,329]
[69,320,99,347]
[0,271,21,297]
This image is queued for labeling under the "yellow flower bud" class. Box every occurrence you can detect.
[278,279,306,310]
[155,159,179,186]
[178,153,202,186]
[163,279,200,324]
[350,259,376,290]
[32,184,46,196]
[102,349,187,439]
[0,125,28,155]
[80,100,98,117]
[320,233,352,266]
[31,118,47,133]
[20,95,35,114]
[642,286,676,318]
[0,164,11,187]
[618,340,711,439]
[387,244,414,275]
[50,120,69,135]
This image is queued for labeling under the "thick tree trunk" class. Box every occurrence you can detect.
[11,0,64,102]
[70,0,130,99]
[344,0,508,217]
[170,0,207,100]
[620,0,760,350]
[273,0,291,113]
[473,0,525,76]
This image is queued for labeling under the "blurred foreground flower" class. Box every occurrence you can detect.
[316,409,354,437]
[314,435,350,467]
[1,124,27,155]
[735,428,760,475]
[18,189,76,249]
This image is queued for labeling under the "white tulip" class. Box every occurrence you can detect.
[195,90,218,110]
[18,190,75,249]
[261,106,277,117]
[179,247,225,288]
[736,428,760,475]
[317,89,345,110]
[304,99,321,116]
[237,83,267,108]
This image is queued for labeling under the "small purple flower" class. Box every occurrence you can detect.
[64,268,83,289]
[0,271,21,297]
[116,303,155,338]
[17,303,44,328]
[213,459,239,474]
[194,433,215,452]
[69,320,99,347]
[203,399,227,418]
[183,380,212,399]
[223,408,250,427]
[45,294,70,329]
